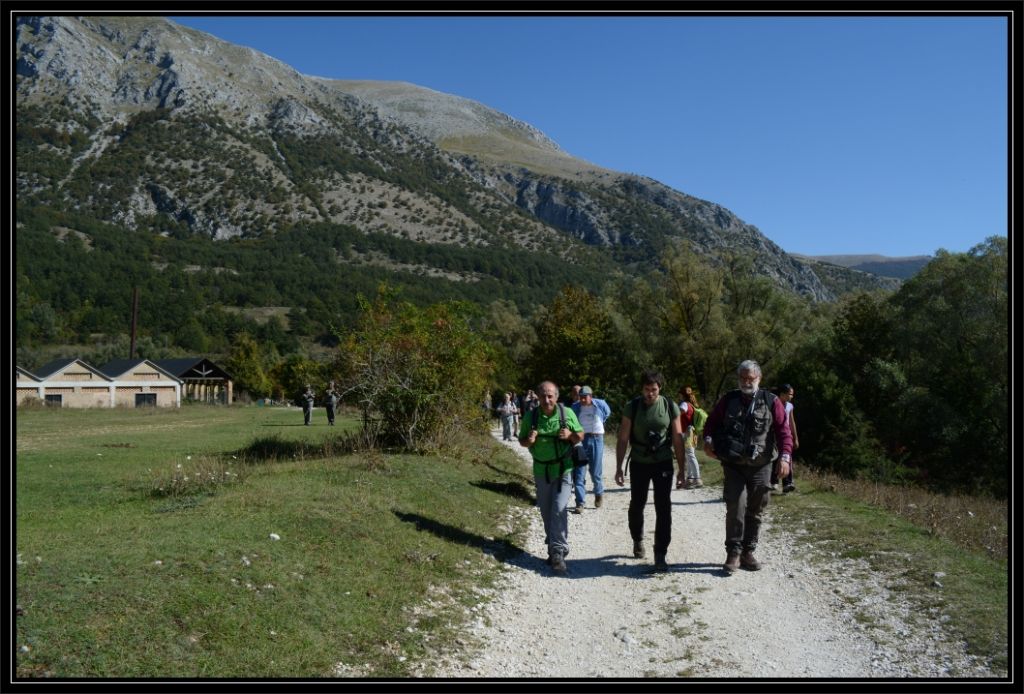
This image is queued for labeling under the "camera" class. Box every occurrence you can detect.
[571,442,589,466]
[646,430,663,454]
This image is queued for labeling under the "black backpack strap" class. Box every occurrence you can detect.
[531,406,539,431]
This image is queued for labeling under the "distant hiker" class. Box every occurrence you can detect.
[519,380,584,575]
[570,385,611,513]
[677,386,705,489]
[614,370,687,572]
[324,381,339,426]
[300,384,315,426]
[498,392,519,441]
[770,384,799,493]
[702,360,792,574]
[523,389,540,413]
[511,390,522,432]
[483,391,492,415]
[567,384,582,406]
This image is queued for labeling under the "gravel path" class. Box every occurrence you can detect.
[427,428,999,679]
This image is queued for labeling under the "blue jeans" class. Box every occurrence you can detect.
[535,469,572,557]
[572,434,605,506]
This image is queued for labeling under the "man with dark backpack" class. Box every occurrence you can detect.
[702,360,793,574]
[614,370,687,572]
[519,380,584,575]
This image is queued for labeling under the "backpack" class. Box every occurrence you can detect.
[530,404,588,468]
[692,406,708,436]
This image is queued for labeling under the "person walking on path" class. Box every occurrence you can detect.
[702,360,792,573]
[676,386,705,489]
[570,385,611,513]
[770,384,800,493]
[614,370,687,572]
[498,392,519,441]
[324,381,339,426]
[300,384,315,426]
[519,381,584,574]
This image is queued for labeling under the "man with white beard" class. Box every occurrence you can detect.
[702,360,793,574]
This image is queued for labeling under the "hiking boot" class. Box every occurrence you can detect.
[653,553,668,572]
[550,553,567,574]
[783,483,796,494]
[693,478,704,488]
[545,554,553,566]
[770,483,781,493]
[572,504,584,514]
[594,494,603,508]
[633,540,646,559]
[740,549,761,571]
[723,551,741,574]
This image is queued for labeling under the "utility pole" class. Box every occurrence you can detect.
[129,287,139,359]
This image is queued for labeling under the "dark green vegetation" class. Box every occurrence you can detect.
[16,406,533,677]
[774,238,1008,497]
[16,204,609,358]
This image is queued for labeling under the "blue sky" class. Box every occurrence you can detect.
[171,14,1008,257]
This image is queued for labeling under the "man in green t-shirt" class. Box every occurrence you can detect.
[614,370,687,571]
[519,380,584,574]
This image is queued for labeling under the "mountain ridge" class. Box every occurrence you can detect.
[16,14,901,303]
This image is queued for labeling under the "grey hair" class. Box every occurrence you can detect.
[537,380,559,395]
[737,360,762,377]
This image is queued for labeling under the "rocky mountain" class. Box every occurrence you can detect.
[15,14,892,303]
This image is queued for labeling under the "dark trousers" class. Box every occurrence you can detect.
[722,461,773,552]
[325,404,336,425]
[303,407,312,425]
[628,460,675,556]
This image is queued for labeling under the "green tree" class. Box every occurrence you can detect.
[884,237,1008,494]
[268,354,325,403]
[335,285,494,450]
[527,285,629,401]
[224,331,273,400]
[478,299,536,391]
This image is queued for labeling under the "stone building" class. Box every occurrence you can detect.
[15,358,182,408]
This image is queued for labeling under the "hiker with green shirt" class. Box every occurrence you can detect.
[519,380,584,575]
[615,370,687,572]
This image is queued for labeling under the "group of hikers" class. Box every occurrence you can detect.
[510,360,800,576]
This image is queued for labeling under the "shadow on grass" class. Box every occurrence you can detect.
[231,433,363,462]
[393,511,524,562]
[470,480,535,504]
[481,460,534,485]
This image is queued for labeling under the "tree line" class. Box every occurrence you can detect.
[302,237,1007,499]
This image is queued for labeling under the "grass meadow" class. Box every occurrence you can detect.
[15,405,534,678]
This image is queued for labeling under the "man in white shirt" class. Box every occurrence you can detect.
[570,385,611,513]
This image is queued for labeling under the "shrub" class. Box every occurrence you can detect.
[335,285,494,451]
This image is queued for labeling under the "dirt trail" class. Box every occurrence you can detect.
[427,428,998,679]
